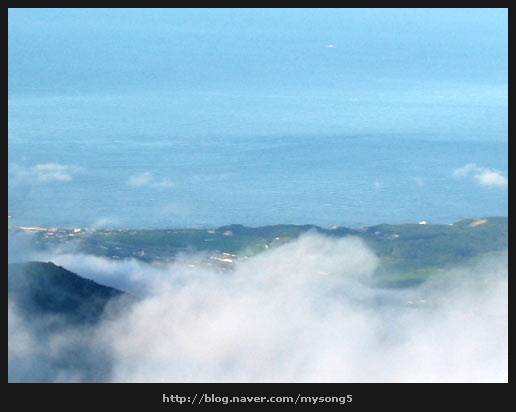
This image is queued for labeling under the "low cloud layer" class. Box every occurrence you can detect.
[8,234,508,382]
[8,300,112,382]
[453,163,508,188]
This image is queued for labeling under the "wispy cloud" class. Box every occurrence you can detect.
[452,163,477,178]
[10,163,83,183]
[33,163,76,182]
[453,163,507,188]
[128,172,152,187]
[412,177,424,187]
[151,179,175,188]
[128,172,175,188]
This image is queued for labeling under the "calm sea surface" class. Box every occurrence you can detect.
[7,90,507,229]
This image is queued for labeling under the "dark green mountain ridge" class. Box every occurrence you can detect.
[8,261,138,324]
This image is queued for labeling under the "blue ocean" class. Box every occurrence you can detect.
[8,9,508,229]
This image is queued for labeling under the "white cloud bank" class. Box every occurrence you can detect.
[8,234,508,383]
[453,163,507,188]
[475,170,508,187]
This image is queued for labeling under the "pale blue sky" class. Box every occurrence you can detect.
[8,8,508,96]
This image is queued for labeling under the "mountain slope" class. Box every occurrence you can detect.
[8,261,137,325]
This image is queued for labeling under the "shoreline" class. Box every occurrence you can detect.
[7,215,508,233]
